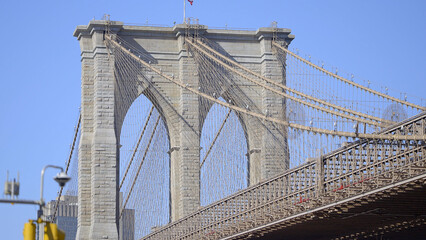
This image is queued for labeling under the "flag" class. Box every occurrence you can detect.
[188,0,193,5]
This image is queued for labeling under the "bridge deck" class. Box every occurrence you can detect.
[230,174,426,239]
[142,112,426,240]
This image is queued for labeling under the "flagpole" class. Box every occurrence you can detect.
[183,0,186,24]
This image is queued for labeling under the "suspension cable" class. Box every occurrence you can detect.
[120,106,155,190]
[272,41,426,111]
[105,35,425,141]
[53,112,81,219]
[120,116,160,219]
[200,109,232,168]
[190,38,397,126]
[186,39,382,127]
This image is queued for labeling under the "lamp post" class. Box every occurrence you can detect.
[1,165,70,208]
[39,165,70,207]
[37,165,70,240]
[1,165,71,240]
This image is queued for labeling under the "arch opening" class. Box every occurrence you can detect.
[200,97,248,206]
[119,93,170,238]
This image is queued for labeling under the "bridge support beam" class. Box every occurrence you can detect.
[76,44,93,240]
[247,29,291,185]
[169,31,201,221]
[74,21,123,240]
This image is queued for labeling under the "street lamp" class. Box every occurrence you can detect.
[1,165,71,240]
[38,165,70,240]
[1,165,71,207]
[39,165,70,207]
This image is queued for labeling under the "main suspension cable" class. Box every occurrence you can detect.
[190,38,392,125]
[272,41,425,111]
[105,35,425,141]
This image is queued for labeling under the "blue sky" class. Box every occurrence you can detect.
[0,0,425,239]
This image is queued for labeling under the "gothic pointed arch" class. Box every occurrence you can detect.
[200,97,248,205]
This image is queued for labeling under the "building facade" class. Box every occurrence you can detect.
[45,195,134,240]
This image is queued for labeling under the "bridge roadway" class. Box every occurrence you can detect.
[142,112,426,240]
[227,172,426,239]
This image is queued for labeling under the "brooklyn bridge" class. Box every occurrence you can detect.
[54,19,425,240]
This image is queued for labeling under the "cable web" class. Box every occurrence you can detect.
[119,95,170,239]
[102,30,425,238]
[200,98,248,206]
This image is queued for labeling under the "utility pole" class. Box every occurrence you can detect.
[1,166,70,240]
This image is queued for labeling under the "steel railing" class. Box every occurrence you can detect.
[142,112,426,239]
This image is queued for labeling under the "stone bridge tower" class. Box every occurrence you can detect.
[73,20,294,240]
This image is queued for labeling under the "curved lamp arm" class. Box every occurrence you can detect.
[40,165,64,206]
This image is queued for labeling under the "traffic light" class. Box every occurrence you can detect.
[23,220,36,240]
[44,222,66,240]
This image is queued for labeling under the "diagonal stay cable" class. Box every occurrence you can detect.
[120,106,155,190]
[272,41,426,111]
[105,35,424,141]
[53,112,81,220]
[200,108,232,168]
[193,38,394,125]
[120,115,160,219]
[187,39,382,127]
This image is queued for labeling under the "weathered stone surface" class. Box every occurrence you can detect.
[74,20,293,239]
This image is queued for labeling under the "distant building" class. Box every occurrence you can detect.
[119,192,135,240]
[120,208,135,240]
[45,195,134,240]
[44,195,78,240]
